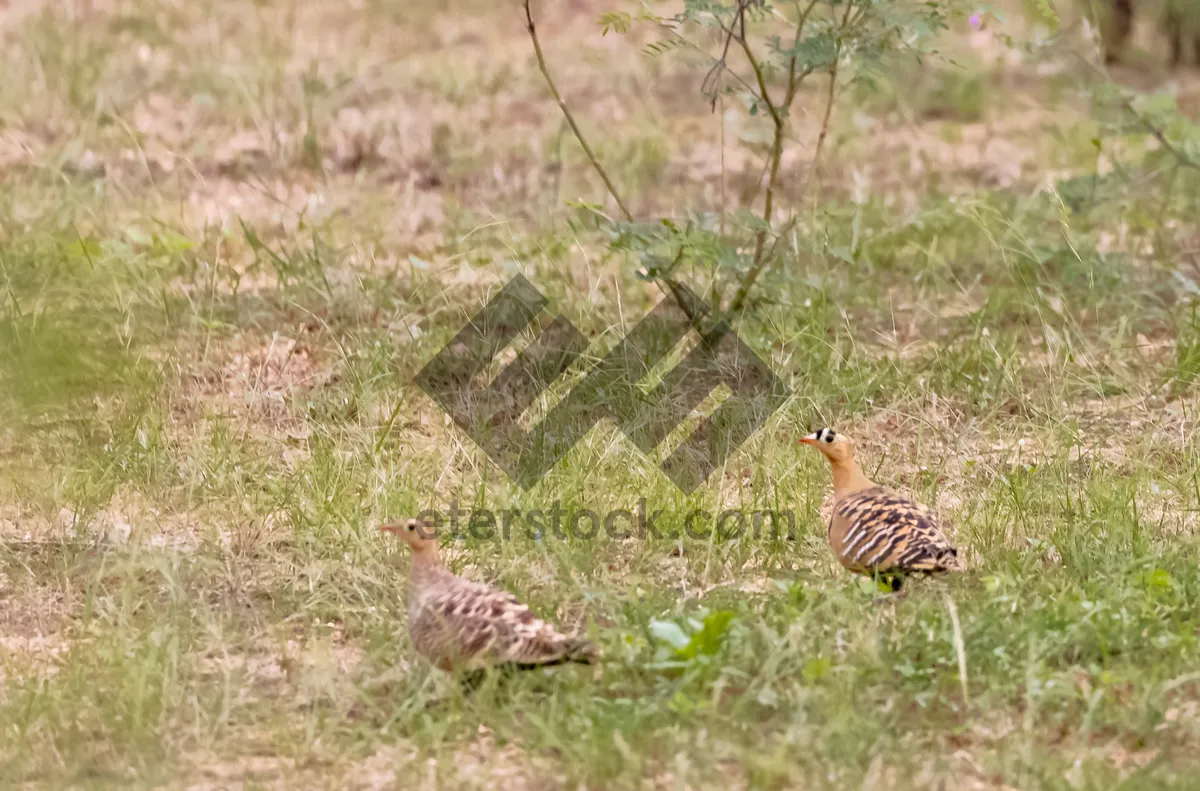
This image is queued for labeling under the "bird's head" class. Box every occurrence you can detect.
[799,427,855,465]
[380,517,439,555]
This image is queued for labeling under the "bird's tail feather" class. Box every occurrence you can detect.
[508,638,597,672]
[907,546,960,573]
[565,637,597,664]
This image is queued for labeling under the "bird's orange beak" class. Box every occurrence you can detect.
[799,436,817,446]
[379,523,409,533]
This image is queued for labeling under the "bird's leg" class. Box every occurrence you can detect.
[863,573,905,604]
[459,669,489,695]
[868,572,904,594]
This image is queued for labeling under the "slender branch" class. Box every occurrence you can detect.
[736,6,782,126]
[800,54,840,200]
[662,272,706,332]
[784,0,820,106]
[1074,50,1200,172]
[701,1,771,109]
[523,0,634,221]
[719,93,727,239]
[798,2,849,201]
[729,246,771,315]
[729,218,795,313]
[729,2,785,314]
[730,0,841,315]
[1124,98,1200,171]
[525,1,705,327]
[649,249,707,333]
[701,10,742,104]
[658,21,764,106]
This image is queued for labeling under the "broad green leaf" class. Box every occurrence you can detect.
[649,619,691,650]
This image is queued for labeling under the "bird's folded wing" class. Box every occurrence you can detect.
[423,581,586,666]
[836,489,958,573]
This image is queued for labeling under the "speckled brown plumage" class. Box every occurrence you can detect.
[382,519,596,673]
[829,487,958,575]
[801,428,959,585]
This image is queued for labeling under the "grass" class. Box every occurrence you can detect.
[3,0,1200,788]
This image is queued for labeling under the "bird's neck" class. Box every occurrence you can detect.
[409,547,444,583]
[831,457,874,502]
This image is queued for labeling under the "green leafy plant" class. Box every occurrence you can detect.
[523,0,963,324]
[648,609,737,668]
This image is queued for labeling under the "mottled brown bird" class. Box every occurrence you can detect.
[800,428,959,590]
[381,518,596,683]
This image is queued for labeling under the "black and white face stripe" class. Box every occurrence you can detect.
[811,427,837,444]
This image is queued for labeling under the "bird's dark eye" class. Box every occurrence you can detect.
[406,523,416,532]
[824,431,835,443]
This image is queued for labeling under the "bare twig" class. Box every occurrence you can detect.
[523,0,634,222]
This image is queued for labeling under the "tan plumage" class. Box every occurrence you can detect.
[381,519,596,674]
[801,428,959,587]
